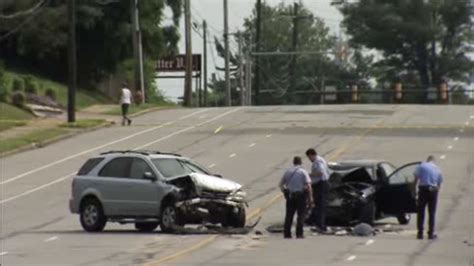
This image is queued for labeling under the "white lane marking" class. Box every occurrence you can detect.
[1,109,209,185]
[179,109,209,120]
[214,125,223,134]
[208,164,216,168]
[229,153,236,158]
[136,108,242,150]
[447,145,453,150]
[44,236,59,243]
[453,137,459,141]
[199,114,207,119]
[265,134,272,138]
[440,155,446,160]
[0,251,8,256]
[365,239,375,246]
[346,255,357,261]
[1,108,244,204]
[0,174,72,204]
[248,143,256,147]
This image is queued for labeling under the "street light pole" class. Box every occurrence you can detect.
[224,0,231,106]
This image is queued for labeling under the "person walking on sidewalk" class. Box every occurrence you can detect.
[414,155,443,240]
[120,82,132,126]
[279,156,314,239]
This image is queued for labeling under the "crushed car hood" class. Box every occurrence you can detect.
[189,173,242,193]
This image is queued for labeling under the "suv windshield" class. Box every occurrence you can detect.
[152,158,210,178]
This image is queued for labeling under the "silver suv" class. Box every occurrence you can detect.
[69,150,247,233]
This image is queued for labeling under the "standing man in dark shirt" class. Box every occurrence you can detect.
[414,155,443,240]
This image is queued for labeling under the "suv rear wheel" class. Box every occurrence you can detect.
[135,222,159,232]
[80,198,107,232]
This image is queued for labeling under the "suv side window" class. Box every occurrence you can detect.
[130,158,155,179]
[78,158,104,175]
[99,157,132,178]
[152,158,188,178]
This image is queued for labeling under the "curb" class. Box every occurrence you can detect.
[129,106,178,118]
[0,121,114,158]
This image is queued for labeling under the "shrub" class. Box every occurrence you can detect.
[0,63,7,102]
[24,76,37,94]
[45,88,56,100]
[11,91,26,108]
[12,79,24,92]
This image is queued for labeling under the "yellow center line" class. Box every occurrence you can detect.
[144,119,386,266]
[214,125,223,134]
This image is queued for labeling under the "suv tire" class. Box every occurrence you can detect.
[223,207,246,228]
[135,222,159,232]
[80,198,107,232]
[160,203,182,233]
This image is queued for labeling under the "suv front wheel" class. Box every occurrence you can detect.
[80,198,107,232]
[160,203,182,233]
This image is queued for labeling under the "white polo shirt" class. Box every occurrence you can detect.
[311,155,330,183]
[280,166,311,193]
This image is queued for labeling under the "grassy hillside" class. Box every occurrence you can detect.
[4,71,110,110]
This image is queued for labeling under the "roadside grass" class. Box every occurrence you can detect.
[0,128,68,154]
[0,102,34,120]
[104,102,175,116]
[59,119,108,129]
[4,71,110,110]
[0,120,27,132]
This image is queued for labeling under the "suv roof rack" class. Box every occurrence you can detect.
[100,150,182,157]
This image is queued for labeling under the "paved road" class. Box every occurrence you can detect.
[1,105,473,266]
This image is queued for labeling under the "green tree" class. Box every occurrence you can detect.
[0,0,182,94]
[339,0,474,97]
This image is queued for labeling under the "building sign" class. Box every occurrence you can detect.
[156,54,201,72]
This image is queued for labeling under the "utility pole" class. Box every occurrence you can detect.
[246,56,252,106]
[224,0,231,106]
[254,0,262,105]
[203,20,208,107]
[67,0,76,123]
[237,32,245,106]
[131,0,145,104]
[289,2,298,99]
[184,0,193,107]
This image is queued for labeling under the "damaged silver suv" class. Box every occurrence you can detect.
[69,150,247,233]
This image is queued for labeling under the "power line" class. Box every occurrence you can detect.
[0,0,46,19]
[0,0,49,42]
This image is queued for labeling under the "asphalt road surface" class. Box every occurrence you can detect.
[1,105,473,266]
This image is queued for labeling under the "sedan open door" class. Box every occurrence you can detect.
[377,162,420,216]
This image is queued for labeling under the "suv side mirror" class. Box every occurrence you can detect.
[143,172,157,181]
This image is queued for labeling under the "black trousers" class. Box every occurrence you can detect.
[284,192,307,238]
[417,186,439,236]
[311,181,329,230]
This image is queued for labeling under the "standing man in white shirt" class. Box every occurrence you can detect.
[306,148,330,232]
[120,82,132,126]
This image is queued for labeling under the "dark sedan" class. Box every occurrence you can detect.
[325,160,420,225]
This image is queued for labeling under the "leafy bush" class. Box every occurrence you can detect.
[24,75,38,94]
[45,88,57,100]
[11,91,26,108]
[12,79,24,92]
[0,62,8,102]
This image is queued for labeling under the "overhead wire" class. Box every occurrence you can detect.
[0,0,46,19]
